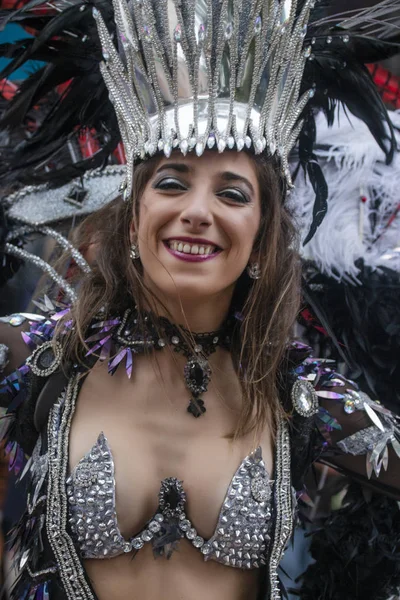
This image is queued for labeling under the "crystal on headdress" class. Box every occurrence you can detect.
[94,0,315,198]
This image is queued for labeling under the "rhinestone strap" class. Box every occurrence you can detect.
[46,378,96,600]
[268,419,293,600]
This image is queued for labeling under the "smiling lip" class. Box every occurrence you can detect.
[163,241,221,262]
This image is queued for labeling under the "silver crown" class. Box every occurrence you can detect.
[94,0,315,199]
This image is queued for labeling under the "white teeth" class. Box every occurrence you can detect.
[168,240,217,255]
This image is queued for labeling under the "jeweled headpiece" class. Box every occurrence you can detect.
[0,0,399,243]
[94,0,315,198]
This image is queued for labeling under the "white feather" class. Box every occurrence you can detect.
[291,107,400,281]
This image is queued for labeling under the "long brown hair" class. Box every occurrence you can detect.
[60,152,300,439]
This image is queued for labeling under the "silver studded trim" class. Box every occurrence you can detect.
[269,419,293,600]
[46,378,96,600]
[27,340,63,377]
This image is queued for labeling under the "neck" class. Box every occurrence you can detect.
[143,290,234,333]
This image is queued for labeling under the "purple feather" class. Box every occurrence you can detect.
[316,390,345,400]
[21,331,36,350]
[126,348,133,379]
[108,348,127,373]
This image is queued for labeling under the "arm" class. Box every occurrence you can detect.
[291,350,400,498]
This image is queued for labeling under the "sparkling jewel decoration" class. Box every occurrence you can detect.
[291,379,319,417]
[94,0,317,199]
[27,340,63,377]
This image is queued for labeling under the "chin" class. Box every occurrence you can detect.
[145,272,236,305]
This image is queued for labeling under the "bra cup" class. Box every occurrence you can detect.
[66,434,275,568]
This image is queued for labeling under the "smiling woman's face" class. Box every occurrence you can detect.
[130,151,261,307]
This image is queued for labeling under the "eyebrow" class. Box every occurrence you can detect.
[155,164,255,195]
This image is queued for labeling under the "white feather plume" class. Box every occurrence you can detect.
[291,107,400,282]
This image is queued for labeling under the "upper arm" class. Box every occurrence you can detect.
[317,383,400,497]
[0,319,31,377]
[291,352,400,498]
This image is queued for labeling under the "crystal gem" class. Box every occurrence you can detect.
[155,514,164,522]
[311,37,316,45]
[123,543,132,553]
[251,475,272,503]
[194,345,202,353]
[164,142,172,158]
[255,139,263,153]
[254,16,262,34]
[172,138,179,148]
[186,528,197,540]
[207,133,216,149]
[142,25,152,42]
[158,139,164,151]
[236,139,244,151]
[309,88,315,98]
[103,51,110,61]
[193,536,204,548]
[195,142,204,157]
[180,139,188,154]
[64,185,88,207]
[132,537,144,549]
[245,136,252,149]
[10,314,25,326]
[344,399,356,414]
[174,24,182,42]
[304,46,312,58]
[171,336,180,345]
[92,7,99,18]
[179,519,190,531]
[280,19,290,34]
[326,36,332,44]
[39,348,55,369]
[201,543,212,555]
[218,139,226,153]
[292,379,318,416]
[301,24,307,38]
[149,520,161,533]
[198,23,206,43]
[142,530,153,542]
[227,136,235,149]
[213,336,219,344]
[225,23,233,40]
[158,338,166,347]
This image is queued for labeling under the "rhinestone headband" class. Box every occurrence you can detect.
[94,0,315,199]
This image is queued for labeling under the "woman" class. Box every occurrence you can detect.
[0,1,399,599]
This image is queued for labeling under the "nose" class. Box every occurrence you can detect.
[179,190,213,230]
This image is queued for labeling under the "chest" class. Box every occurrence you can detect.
[68,359,274,541]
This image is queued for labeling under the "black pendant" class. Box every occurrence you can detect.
[187,398,206,418]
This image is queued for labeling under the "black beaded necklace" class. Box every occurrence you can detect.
[87,308,234,417]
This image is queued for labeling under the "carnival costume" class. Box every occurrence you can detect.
[0,1,400,599]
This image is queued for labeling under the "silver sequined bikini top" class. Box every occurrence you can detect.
[66,433,275,569]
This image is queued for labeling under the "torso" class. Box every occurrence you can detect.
[68,349,274,600]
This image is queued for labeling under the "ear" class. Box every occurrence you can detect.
[129,220,136,244]
[249,249,259,265]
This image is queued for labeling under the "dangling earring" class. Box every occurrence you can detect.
[130,243,140,260]
[247,262,261,280]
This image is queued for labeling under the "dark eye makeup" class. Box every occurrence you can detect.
[153,177,250,204]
